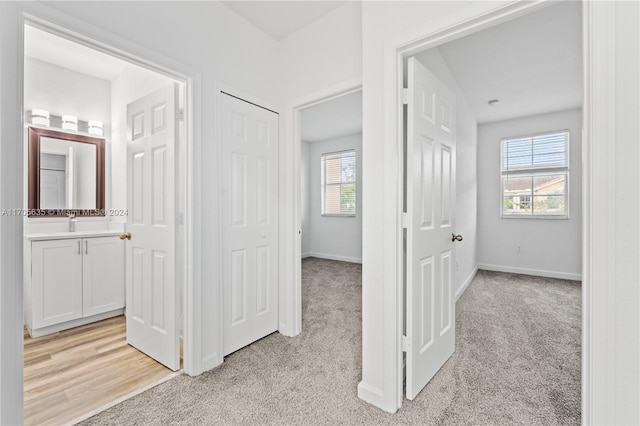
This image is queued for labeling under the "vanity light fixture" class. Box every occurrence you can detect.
[31,109,50,127]
[61,115,78,132]
[88,120,103,136]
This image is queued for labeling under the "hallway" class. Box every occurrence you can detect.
[81,260,580,425]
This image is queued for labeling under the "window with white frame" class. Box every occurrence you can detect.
[501,130,569,218]
[321,150,356,216]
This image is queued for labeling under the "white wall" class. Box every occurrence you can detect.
[0,4,24,422]
[585,2,640,423]
[280,1,362,101]
[24,57,110,121]
[477,108,582,280]
[415,48,478,299]
[303,133,363,263]
[300,141,310,256]
[23,57,111,233]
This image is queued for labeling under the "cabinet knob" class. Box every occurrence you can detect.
[119,233,132,240]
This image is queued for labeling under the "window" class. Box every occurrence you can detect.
[321,150,356,215]
[501,130,569,218]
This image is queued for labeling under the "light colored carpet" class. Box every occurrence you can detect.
[81,259,580,425]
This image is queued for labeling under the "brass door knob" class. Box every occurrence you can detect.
[119,232,132,240]
[451,234,463,242]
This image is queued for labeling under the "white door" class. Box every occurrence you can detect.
[126,84,179,371]
[220,93,279,356]
[83,236,125,317]
[405,57,457,400]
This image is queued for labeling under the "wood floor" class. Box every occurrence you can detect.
[24,316,175,426]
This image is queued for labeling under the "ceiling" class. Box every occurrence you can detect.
[300,90,362,143]
[222,1,347,40]
[416,1,583,124]
[24,25,128,81]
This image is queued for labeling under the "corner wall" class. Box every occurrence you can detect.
[477,108,582,280]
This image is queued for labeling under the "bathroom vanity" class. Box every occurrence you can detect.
[24,231,125,337]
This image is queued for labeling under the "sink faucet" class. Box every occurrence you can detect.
[68,211,77,232]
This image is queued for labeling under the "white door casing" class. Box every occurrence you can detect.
[220,93,279,356]
[126,83,179,371]
[405,57,457,400]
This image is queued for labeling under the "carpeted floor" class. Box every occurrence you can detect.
[81,259,581,425]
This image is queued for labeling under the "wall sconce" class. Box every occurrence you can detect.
[88,120,103,136]
[31,109,50,127]
[62,115,78,132]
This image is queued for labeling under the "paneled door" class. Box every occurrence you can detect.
[126,84,179,371]
[405,57,458,399]
[220,92,279,356]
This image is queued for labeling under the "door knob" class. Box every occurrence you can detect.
[119,232,132,240]
[451,233,463,242]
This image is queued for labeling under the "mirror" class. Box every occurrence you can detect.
[28,127,105,217]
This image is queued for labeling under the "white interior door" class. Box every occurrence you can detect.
[126,83,179,371]
[220,92,279,356]
[405,57,457,400]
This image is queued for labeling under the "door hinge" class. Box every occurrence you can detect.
[401,335,410,352]
[402,88,409,105]
[402,212,408,229]
[178,108,185,122]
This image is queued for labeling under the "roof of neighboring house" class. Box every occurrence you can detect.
[503,175,564,193]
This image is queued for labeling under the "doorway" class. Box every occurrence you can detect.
[398,0,582,410]
[299,89,363,264]
[22,22,188,424]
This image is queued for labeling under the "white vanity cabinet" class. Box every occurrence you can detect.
[24,232,125,337]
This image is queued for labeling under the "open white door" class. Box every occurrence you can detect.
[126,83,179,371]
[405,57,457,400]
[220,92,279,356]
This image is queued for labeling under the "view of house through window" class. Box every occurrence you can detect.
[501,130,569,217]
[321,150,356,215]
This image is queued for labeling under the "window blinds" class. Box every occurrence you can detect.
[321,150,356,215]
[502,131,568,174]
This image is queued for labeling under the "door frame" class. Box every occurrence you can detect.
[2,3,204,422]
[368,0,597,417]
[282,78,362,338]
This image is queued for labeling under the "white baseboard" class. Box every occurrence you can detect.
[301,252,312,259]
[455,266,478,301]
[303,252,362,264]
[477,263,582,281]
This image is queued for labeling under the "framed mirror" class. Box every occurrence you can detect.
[28,127,105,217]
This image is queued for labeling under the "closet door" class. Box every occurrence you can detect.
[220,92,279,356]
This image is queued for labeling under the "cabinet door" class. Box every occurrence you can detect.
[32,239,83,328]
[83,237,125,317]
